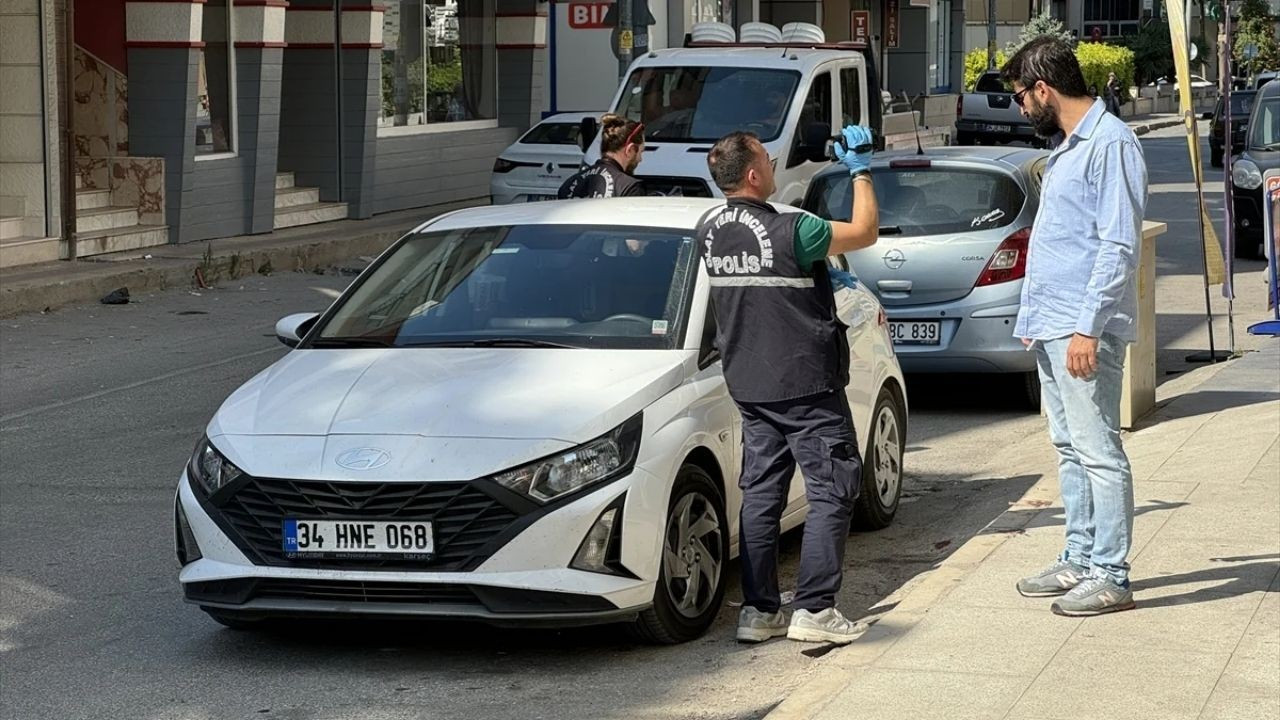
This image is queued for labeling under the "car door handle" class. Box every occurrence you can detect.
[877,280,912,294]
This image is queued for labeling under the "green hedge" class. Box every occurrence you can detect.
[963,43,1135,100]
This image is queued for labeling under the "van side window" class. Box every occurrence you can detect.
[788,73,832,168]
[840,68,863,127]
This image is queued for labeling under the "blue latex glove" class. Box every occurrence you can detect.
[833,125,874,175]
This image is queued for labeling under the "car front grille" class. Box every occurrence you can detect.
[211,477,523,571]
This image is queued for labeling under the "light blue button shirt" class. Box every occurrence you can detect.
[1016,99,1149,343]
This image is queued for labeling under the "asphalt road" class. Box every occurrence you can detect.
[0,124,1262,720]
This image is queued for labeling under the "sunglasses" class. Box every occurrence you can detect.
[1011,83,1036,107]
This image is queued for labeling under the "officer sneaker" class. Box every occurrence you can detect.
[736,607,788,643]
[787,607,861,645]
[1016,559,1089,597]
[1051,576,1135,617]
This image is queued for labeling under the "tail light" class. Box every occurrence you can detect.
[493,158,534,174]
[975,227,1031,287]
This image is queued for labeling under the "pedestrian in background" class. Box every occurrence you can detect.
[558,114,647,199]
[1003,37,1148,616]
[1105,72,1124,116]
[697,126,880,645]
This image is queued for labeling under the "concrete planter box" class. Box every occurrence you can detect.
[1133,97,1155,115]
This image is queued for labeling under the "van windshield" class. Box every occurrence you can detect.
[616,67,801,143]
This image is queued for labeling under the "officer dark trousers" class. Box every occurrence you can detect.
[737,390,862,613]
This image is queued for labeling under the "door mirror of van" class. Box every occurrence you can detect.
[800,121,832,163]
[579,117,600,152]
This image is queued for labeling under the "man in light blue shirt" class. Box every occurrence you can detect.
[1003,37,1148,617]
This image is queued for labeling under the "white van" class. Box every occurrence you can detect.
[582,41,882,206]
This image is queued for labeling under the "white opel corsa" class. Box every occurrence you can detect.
[175,198,908,644]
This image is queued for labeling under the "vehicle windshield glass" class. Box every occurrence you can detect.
[616,67,801,142]
[521,122,581,146]
[311,224,698,350]
[974,74,1009,93]
[807,167,1026,236]
[1249,98,1280,148]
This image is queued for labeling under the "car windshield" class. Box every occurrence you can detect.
[310,224,698,350]
[1249,98,1280,149]
[974,74,1009,93]
[521,122,581,146]
[615,67,801,142]
[807,166,1026,236]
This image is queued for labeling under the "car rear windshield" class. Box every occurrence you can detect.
[974,74,1009,93]
[520,122,582,146]
[806,167,1026,237]
[1229,94,1257,116]
[615,67,801,143]
[310,224,698,350]
[1249,98,1280,149]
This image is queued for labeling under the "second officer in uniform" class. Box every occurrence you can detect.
[558,114,647,199]
[697,126,880,645]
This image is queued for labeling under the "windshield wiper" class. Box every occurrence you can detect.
[309,336,395,348]
[410,338,579,349]
[879,226,904,236]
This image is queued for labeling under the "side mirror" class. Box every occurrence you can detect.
[275,312,320,348]
[579,117,600,152]
[801,121,832,163]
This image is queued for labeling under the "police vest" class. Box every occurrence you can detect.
[697,198,850,403]
[558,158,642,199]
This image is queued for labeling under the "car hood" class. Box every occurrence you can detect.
[209,348,690,443]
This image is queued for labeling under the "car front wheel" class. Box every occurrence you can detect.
[853,386,906,530]
[631,465,728,644]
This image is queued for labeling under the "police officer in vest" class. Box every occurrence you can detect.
[558,114,647,199]
[697,126,879,645]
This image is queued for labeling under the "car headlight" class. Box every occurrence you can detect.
[1233,158,1263,190]
[187,436,244,496]
[494,414,643,503]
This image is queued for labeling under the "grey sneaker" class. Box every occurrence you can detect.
[1016,559,1089,597]
[1051,576,1135,616]
[736,607,788,643]
[787,607,861,645]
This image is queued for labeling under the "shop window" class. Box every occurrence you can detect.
[928,0,953,92]
[1083,0,1140,36]
[195,0,236,157]
[686,0,733,30]
[379,0,497,133]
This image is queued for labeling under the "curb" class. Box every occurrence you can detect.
[762,353,1241,720]
[0,202,474,319]
[1131,118,1184,136]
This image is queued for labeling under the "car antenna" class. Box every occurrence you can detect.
[901,90,925,155]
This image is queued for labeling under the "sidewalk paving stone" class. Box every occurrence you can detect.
[811,669,1028,720]
[875,605,1080,678]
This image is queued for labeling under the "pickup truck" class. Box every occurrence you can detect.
[581,28,882,207]
[955,71,1041,148]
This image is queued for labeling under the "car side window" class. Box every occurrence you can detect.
[788,73,833,169]
[840,67,862,127]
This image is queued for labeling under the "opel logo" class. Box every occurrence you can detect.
[335,447,392,471]
[883,249,907,270]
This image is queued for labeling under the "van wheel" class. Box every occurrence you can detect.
[1210,148,1223,167]
[955,131,974,146]
[631,465,728,644]
[853,386,906,530]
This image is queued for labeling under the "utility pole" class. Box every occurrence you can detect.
[617,0,634,84]
[987,0,998,68]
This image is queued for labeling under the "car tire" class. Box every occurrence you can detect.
[1210,148,1223,168]
[631,465,728,645]
[955,131,974,146]
[1023,370,1042,412]
[1234,235,1266,260]
[853,385,906,531]
[202,608,265,631]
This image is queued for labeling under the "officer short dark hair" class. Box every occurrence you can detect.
[1000,36,1089,99]
[708,131,761,192]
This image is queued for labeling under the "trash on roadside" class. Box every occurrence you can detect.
[99,287,130,305]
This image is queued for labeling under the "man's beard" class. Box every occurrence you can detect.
[1026,98,1062,138]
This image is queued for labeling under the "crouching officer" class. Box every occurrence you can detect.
[558,114,646,199]
[697,127,879,645]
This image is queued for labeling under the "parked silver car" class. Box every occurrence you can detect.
[803,147,1048,407]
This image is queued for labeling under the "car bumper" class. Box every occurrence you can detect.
[489,178,563,206]
[883,285,1036,374]
[176,464,665,626]
[955,120,1038,140]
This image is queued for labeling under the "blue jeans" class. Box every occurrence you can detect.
[1036,334,1135,586]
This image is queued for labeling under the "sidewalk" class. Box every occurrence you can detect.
[769,341,1280,720]
[0,115,1189,319]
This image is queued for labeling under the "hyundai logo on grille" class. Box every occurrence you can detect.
[883,249,907,270]
[335,448,392,471]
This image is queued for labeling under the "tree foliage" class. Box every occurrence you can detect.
[1005,11,1076,55]
[1233,0,1280,72]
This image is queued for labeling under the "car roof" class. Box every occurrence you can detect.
[812,145,1049,180]
[639,47,865,73]
[535,112,600,125]
[414,198,803,234]
[1259,79,1280,97]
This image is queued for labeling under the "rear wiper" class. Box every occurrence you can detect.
[309,336,395,348]
[879,226,904,236]
[411,338,579,349]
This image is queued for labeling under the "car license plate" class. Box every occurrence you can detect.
[889,321,941,345]
[283,519,434,555]
[525,194,556,202]
[985,124,1012,133]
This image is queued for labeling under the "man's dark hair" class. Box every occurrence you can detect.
[1000,37,1089,98]
[707,131,760,192]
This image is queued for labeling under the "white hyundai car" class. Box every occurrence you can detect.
[175,198,908,643]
